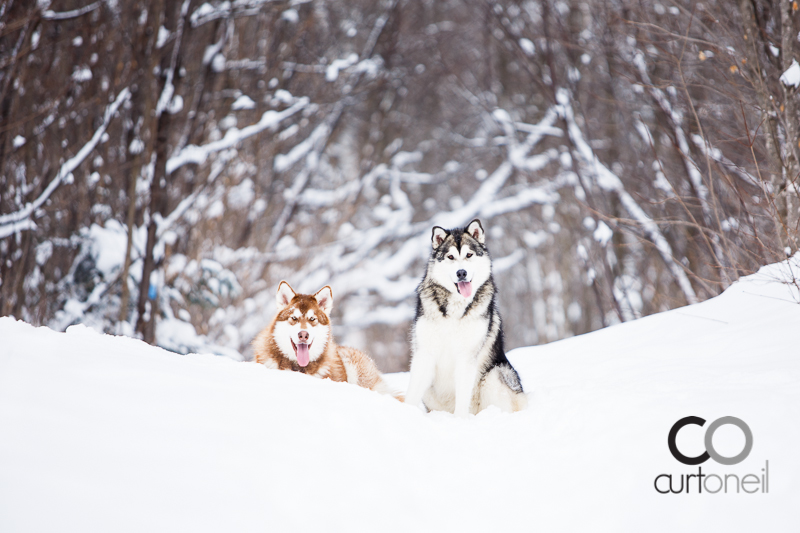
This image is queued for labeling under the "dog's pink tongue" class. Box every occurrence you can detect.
[457,281,472,298]
[296,343,310,367]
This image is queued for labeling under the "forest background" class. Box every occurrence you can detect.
[1,0,798,370]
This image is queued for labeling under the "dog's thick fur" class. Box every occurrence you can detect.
[406,219,527,415]
[252,282,401,400]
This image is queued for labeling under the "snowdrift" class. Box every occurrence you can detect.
[1,257,799,532]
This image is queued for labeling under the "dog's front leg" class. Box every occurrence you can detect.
[453,360,478,417]
[405,351,435,411]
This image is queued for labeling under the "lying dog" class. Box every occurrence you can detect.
[253,281,402,400]
[405,219,527,415]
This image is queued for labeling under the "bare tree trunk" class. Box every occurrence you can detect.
[119,4,158,329]
[779,0,800,249]
[118,153,140,326]
[134,0,169,343]
[135,112,171,343]
[738,0,795,251]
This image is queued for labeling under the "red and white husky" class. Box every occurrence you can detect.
[252,281,402,400]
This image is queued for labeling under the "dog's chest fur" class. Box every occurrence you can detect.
[415,313,489,390]
[415,301,488,356]
[414,282,494,384]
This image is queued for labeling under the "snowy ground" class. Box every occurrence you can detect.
[1,257,799,532]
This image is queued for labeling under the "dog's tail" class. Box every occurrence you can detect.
[373,378,405,402]
[339,346,404,401]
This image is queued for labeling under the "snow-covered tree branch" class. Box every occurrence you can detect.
[0,88,130,239]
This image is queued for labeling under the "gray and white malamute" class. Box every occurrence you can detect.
[405,219,527,415]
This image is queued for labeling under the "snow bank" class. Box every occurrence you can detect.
[780,59,800,88]
[1,257,799,532]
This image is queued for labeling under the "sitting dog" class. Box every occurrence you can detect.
[405,219,527,415]
[253,281,402,400]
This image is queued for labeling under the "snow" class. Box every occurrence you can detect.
[325,53,359,82]
[206,199,224,218]
[156,26,170,48]
[391,150,422,168]
[71,66,92,82]
[128,138,144,154]
[1,257,799,531]
[231,95,256,110]
[523,229,549,248]
[353,56,383,78]
[35,241,53,266]
[227,177,255,209]
[85,220,128,278]
[0,218,36,239]
[191,2,216,25]
[769,43,780,57]
[593,220,613,245]
[156,80,175,117]
[519,37,535,56]
[281,8,298,23]
[12,135,25,148]
[41,0,101,20]
[274,121,329,172]
[779,59,800,88]
[167,98,308,174]
[272,89,294,104]
[167,94,183,114]
[202,39,224,66]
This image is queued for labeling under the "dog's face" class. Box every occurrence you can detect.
[428,219,491,299]
[272,282,332,367]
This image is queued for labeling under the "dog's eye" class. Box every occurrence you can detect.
[448,255,455,260]
[309,317,316,322]
[289,317,297,323]
[466,253,473,258]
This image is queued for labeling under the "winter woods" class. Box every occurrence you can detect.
[1,0,798,370]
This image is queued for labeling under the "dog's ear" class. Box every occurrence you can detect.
[431,226,448,249]
[466,219,485,244]
[276,281,296,309]
[314,286,333,315]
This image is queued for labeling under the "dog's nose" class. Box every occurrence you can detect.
[298,330,309,343]
[456,269,467,281]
